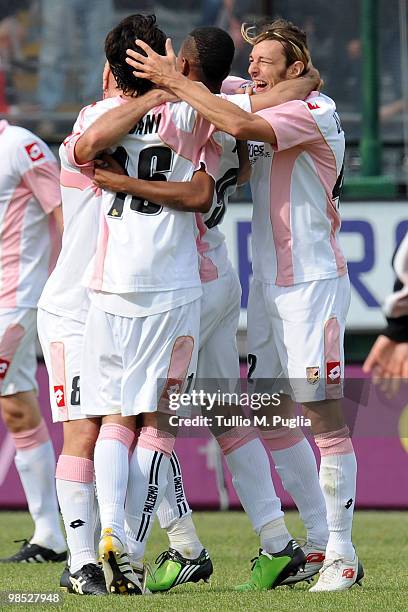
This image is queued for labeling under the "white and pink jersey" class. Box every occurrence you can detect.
[85,98,220,295]
[196,93,252,282]
[0,120,61,309]
[249,91,347,286]
[38,99,122,322]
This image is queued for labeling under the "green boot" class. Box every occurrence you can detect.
[146,548,213,592]
[235,541,306,591]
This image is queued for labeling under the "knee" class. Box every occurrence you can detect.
[2,405,24,431]
[1,396,38,433]
[62,421,100,459]
[303,399,345,434]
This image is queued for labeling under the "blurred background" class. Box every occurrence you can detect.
[0,0,405,180]
[0,0,407,357]
[1,0,408,509]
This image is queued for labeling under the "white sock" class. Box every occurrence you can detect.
[55,455,98,573]
[260,517,292,554]
[319,452,357,559]
[157,452,191,528]
[94,424,134,543]
[125,445,171,564]
[270,438,329,546]
[166,515,203,559]
[92,488,101,553]
[14,441,65,552]
[56,478,97,573]
[223,438,284,533]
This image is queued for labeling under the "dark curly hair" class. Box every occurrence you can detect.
[105,14,166,97]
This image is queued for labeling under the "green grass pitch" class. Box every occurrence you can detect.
[0,510,407,611]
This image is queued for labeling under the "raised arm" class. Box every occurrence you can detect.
[93,156,214,213]
[75,89,174,165]
[126,40,278,145]
[248,67,320,112]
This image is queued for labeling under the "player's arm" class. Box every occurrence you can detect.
[93,156,214,213]
[52,206,64,233]
[17,137,63,231]
[248,67,320,112]
[74,89,175,165]
[236,140,250,185]
[127,40,278,145]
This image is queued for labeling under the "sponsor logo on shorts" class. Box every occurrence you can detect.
[326,361,341,384]
[53,385,66,407]
[24,142,45,162]
[306,366,320,384]
[0,358,10,379]
[166,378,182,398]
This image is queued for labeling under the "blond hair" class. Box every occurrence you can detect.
[241,18,310,72]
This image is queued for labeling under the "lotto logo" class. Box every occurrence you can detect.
[53,385,65,407]
[306,552,325,563]
[342,568,355,579]
[0,358,10,379]
[326,361,341,384]
[24,142,45,162]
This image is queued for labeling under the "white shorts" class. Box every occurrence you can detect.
[81,299,200,417]
[247,275,351,403]
[0,308,38,396]
[197,266,241,383]
[37,309,89,422]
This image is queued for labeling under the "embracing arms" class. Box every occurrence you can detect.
[74,89,173,165]
[126,39,319,145]
[93,156,214,213]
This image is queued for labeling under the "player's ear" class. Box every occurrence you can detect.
[180,57,190,77]
[287,60,305,79]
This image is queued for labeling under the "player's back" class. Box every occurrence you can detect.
[38,98,123,322]
[0,120,60,308]
[87,100,216,294]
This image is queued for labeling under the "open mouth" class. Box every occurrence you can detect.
[253,80,268,92]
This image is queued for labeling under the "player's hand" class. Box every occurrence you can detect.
[305,63,323,91]
[95,154,125,174]
[149,88,179,106]
[377,342,408,398]
[93,167,126,192]
[363,335,397,376]
[126,38,178,88]
[236,82,255,95]
[391,342,408,378]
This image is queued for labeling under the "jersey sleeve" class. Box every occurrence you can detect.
[221,76,249,94]
[14,134,61,214]
[195,136,222,182]
[158,100,216,164]
[383,231,408,324]
[61,131,94,170]
[62,99,120,170]
[256,100,322,151]
[221,92,252,113]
